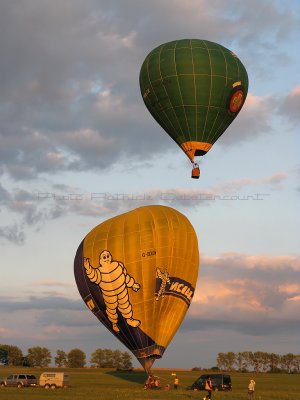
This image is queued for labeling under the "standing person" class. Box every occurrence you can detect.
[154,376,161,390]
[173,375,179,390]
[248,379,255,399]
[204,376,213,400]
[144,374,155,389]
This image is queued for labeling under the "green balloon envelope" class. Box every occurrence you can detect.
[139,39,248,162]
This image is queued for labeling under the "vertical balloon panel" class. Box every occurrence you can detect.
[74,205,199,371]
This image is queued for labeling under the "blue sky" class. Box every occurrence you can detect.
[0,0,299,369]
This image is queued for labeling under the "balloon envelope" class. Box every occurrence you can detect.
[139,39,248,162]
[74,205,199,371]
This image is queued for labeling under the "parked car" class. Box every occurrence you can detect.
[0,374,37,388]
[190,374,232,391]
[39,372,69,389]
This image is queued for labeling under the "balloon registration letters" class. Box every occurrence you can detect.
[74,205,199,372]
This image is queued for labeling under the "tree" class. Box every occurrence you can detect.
[27,346,52,367]
[121,351,132,370]
[267,353,280,373]
[227,352,236,371]
[55,349,67,367]
[216,352,235,371]
[216,352,227,371]
[0,348,8,365]
[215,351,300,374]
[113,350,123,369]
[293,355,300,373]
[242,351,254,371]
[280,353,296,373]
[252,351,269,372]
[0,344,23,366]
[90,349,132,369]
[21,356,31,367]
[67,348,86,368]
[90,349,105,368]
[235,352,244,372]
[235,351,253,372]
[102,349,114,367]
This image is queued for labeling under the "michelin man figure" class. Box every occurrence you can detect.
[84,250,141,333]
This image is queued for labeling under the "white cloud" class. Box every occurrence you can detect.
[187,253,300,336]
[278,84,300,123]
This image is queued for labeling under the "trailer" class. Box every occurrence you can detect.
[39,372,69,389]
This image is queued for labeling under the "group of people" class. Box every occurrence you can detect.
[145,373,256,399]
[144,374,179,391]
[202,376,256,400]
[143,374,161,390]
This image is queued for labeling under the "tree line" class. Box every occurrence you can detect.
[0,344,132,369]
[216,351,300,373]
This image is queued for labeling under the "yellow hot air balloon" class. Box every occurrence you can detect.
[74,205,199,372]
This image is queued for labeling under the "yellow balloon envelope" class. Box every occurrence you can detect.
[74,205,199,371]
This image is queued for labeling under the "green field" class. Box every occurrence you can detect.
[0,367,299,400]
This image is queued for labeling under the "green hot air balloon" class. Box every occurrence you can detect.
[139,39,249,178]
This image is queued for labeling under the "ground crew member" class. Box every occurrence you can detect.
[174,375,179,389]
[248,379,255,399]
[204,376,213,399]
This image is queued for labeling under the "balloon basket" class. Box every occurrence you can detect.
[191,166,200,179]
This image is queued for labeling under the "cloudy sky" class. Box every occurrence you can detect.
[0,0,299,369]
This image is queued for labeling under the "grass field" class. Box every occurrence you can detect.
[0,367,299,400]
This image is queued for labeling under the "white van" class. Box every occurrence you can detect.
[39,372,69,389]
